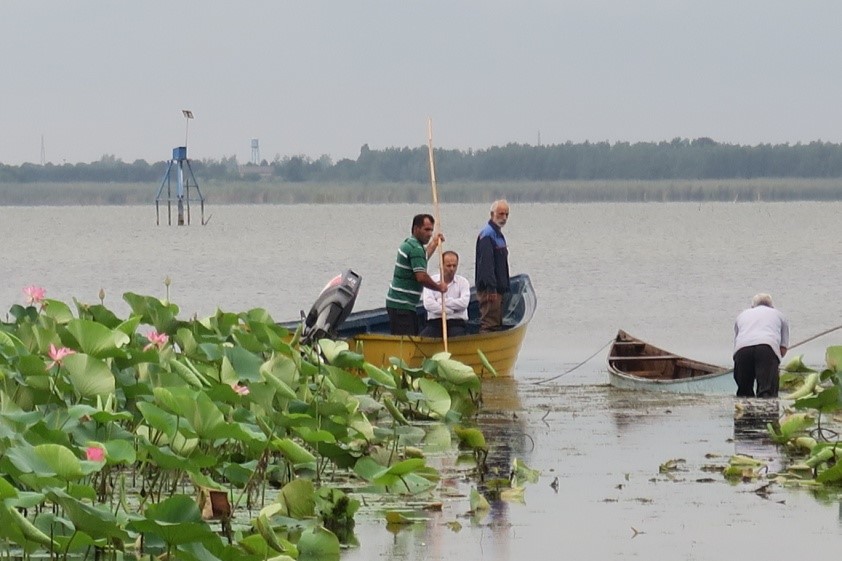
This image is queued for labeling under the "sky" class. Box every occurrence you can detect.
[2,1,842,166]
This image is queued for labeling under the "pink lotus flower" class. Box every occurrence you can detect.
[47,344,76,368]
[86,446,105,462]
[143,330,169,351]
[23,285,46,307]
[231,382,250,396]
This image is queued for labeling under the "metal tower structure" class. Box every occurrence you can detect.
[250,138,260,165]
[155,146,205,226]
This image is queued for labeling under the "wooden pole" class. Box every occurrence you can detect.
[789,323,842,350]
[427,118,448,351]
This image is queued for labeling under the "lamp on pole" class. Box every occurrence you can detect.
[182,109,194,148]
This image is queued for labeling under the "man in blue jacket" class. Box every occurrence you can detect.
[475,200,510,332]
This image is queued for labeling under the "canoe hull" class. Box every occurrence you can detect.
[608,368,735,394]
[607,329,734,394]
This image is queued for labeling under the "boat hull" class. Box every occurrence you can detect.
[353,320,530,378]
[607,368,735,394]
[288,274,536,378]
[607,329,734,394]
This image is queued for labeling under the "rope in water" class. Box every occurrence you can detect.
[532,337,614,385]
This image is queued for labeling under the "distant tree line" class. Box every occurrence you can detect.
[3,138,842,183]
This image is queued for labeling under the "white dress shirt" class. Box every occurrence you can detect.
[423,273,471,321]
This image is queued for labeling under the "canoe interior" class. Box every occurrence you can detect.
[608,329,728,381]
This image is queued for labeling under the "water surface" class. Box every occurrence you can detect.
[4,202,842,558]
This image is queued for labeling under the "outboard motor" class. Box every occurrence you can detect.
[300,269,362,345]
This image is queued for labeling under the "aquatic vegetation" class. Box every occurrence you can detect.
[755,345,842,485]
[0,287,497,560]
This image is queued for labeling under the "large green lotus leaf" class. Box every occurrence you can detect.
[139,441,214,468]
[454,427,487,450]
[417,378,451,419]
[434,358,480,388]
[169,357,207,388]
[261,364,298,400]
[232,330,266,354]
[477,349,498,377]
[122,292,179,333]
[0,330,28,356]
[224,346,263,382]
[296,526,340,561]
[103,439,137,465]
[84,303,125,329]
[48,488,129,541]
[186,391,226,439]
[62,353,115,397]
[130,495,215,546]
[783,354,815,373]
[42,299,74,324]
[817,456,842,483]
[0,476,18,499]
[363,363,397,389]
[65,319,130,358]
[18,354,48,377]
[827,346,842,372]
[371,458,426,486]
[154,386,199,417]
[273,438,317,466]
[347,411,374,442]
[117,316,142,340]
[136,401,179,437]
[277,478,316,519]
[793,385,842,412]
[294,427,337,445]
[175,327,199,356]
[33,443,83,480]
[0,503,55,549]
[318,339,348,363]
[327,367,368,395]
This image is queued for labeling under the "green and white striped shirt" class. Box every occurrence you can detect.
[386,236,428,311]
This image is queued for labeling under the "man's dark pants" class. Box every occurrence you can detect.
[387,308,419,336]
[733,344,780,398]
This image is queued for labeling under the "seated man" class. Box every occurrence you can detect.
[420,250,471,337]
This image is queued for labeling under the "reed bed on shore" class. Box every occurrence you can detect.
[3,178,842,205]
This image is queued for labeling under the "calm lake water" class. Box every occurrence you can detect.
[3,202,842,558]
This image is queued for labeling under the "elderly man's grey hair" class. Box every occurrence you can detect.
[490,199,509,212]
[751,293,774,308]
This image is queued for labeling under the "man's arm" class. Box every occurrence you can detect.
[423,286,442,315]
[446,276,471,314]
[414,271,446,293]
[475,236,497,292]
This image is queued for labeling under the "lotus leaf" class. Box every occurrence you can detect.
[62,353,116,397]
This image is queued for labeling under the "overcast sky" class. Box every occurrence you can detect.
[2,1,841,166]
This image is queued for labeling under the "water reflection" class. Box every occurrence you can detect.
[375,377,530,561]
[733,398,781,473]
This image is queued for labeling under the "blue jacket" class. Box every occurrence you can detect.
[475,220,510,293]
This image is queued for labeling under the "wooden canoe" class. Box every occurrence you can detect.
[330,274,537,378]
[607,329,734,394]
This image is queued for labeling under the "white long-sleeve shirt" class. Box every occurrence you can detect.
[734,304,790,359]
[422,273,471,321]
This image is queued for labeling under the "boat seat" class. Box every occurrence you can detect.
[629,370,664,379]
[613,341,646,347]
[608,355,679,361]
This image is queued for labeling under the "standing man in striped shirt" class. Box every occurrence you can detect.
[386,214,447,335]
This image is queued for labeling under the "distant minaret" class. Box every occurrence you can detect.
[40,134,46,165]
[537,130,541,147]
[250,139,260,165]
